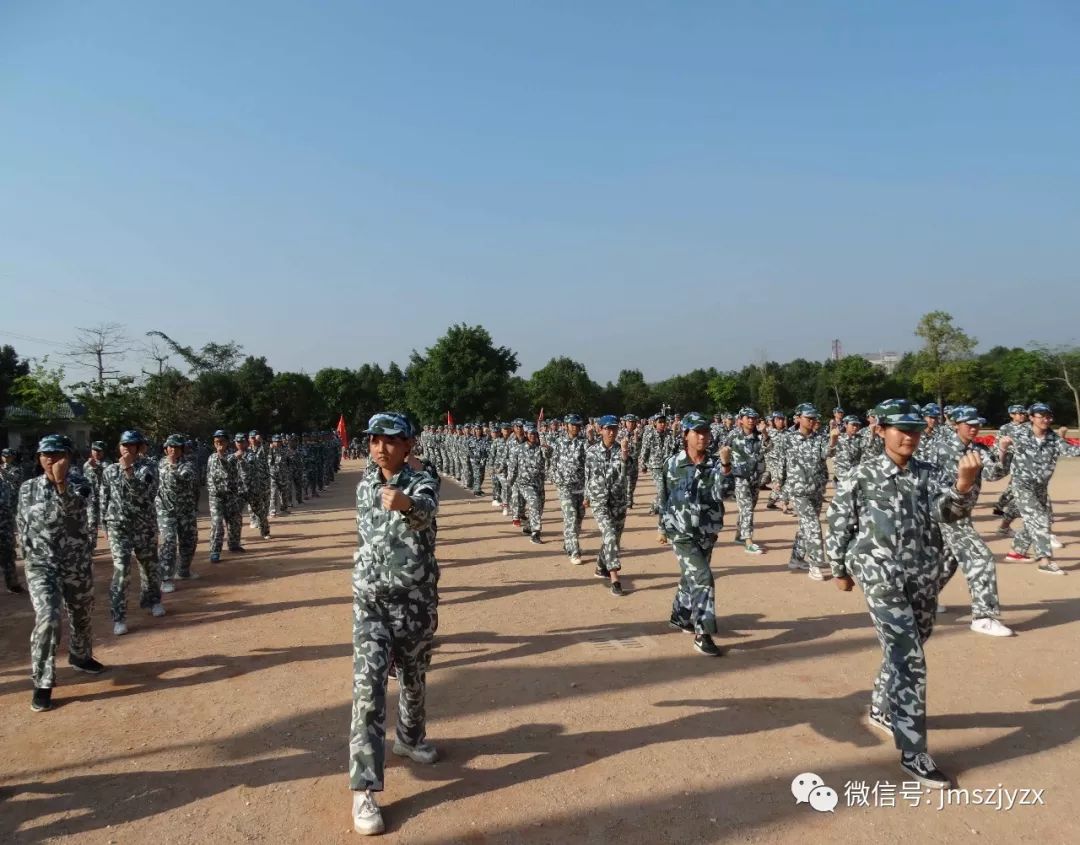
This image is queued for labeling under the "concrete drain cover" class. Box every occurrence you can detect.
[584,635,651,651]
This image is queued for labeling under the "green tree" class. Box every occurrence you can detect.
[706,372,743,414]
[825,356,889,414]
[615,369,655,416]
[528,357,596,416]
[269,372,322,433]
[404,324,519,422]
[912,311,977,408]
[75,376,147,446]
[0,344,30,429]
[755,372,779,414]
[1037,345,1080,427]
[380,362,409,413]
[11,358,68,419]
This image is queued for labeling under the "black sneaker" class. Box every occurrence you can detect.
[610,581,624,596]
[900,751,951,789]
[68,656,106,674]
[521,527,531,536]
[229,546,247,553]
[31,687,52,712]
[992,508,1005,517]
[668,616,694,634]
[530,532,543,545]
[593,566,608,579]
[693,634,722,656]
[868,705,893,735]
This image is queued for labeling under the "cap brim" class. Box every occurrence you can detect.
[886,422,926,431]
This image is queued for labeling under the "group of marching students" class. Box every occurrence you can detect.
[0,429,342,713]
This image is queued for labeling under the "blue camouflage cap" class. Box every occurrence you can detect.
[37,433,74,453]
[833,407,844,414]
[770,410,785,420]
[800,404,820,419]
[119,429,146,445]
[234,432,248,442]
[737,407,759,418]
[873,399,926,430]
[164,434,186,448]
[213,429,228,439]
[597,414,619,428]
[1007,404,1027,414]
[363,412,412,436]
[523,422,538,434]
[950,406,986,425]
[621,414,639,422]
[1028,402,1052,415]
[271,434,281,441]
[91,440,106,451]
[681,412,711,431]
[564,413,584,425]
[248,429,259,437]
[921,403,942,418]
[721,411,734,420]
[842,415,862,426]
[1,448,13,457]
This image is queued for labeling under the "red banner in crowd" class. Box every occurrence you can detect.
[336,414,348,448]
[974,434,1079,447]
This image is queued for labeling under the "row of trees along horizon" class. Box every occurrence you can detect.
[1,311,1078,447]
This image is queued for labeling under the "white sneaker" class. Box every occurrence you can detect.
[113,621,128,636]
[1051,534,1064,549]
[151,603,166,618]
[392,738,439,764]
[491,500,501,508]
[570,555,583,565]
[970,618,1014,637]
[937,604,948,613]
[352,790,384,836]
[807,566,826,581]
[501,506,508,516]
[160,581,176,593]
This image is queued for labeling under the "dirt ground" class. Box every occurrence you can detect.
[1,453,1079,845]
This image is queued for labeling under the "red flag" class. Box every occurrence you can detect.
[447,410,454,426]
[336,414,348,449]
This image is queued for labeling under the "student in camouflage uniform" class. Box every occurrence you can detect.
[659,412,732,657]
[782,405,838,580]
[640,414,675,521]
[505,421,527,524]
[585,415,629,596]
[507,423,546,543]
[764,412,789,510]
[268,434,291,516]
[1004,402,1080,574]
[470,425,489,497]
[157,434,199,590]
[993,404,1028,523]
[349,413,440,836]
[827,399,982,789]
[288,435,305,505]
[207,430,243,562]
[552,413,587,564]
[832,416,863,481]
[1,447,24,490]
[727,407,767,554]
[19,434,106,712]
[1,470,23,592]
[487,425,505,508]
[235,433,271,539]
[82,440,109,555]
[933,407,1013,635]
[619,414,642,508]
[913,403,944,462]
[100,429,164,635]
[858,410,884,464]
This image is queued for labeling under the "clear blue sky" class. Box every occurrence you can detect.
[2,1,1078,384]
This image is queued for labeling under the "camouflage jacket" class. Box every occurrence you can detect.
[639,427,676,471]
[858,425,884,463]
[237,449,269,495]
[658,450,728,546]
[913,425,947,463]
[932,428,1008,499]
[825,452,976,580]
[0,464,24,492]
[781,431,834,496]
[617,429,642,472]
[17,470,93,562]
[101,458,159,533]
[207,452,240,499]
[995,421,1028,448]
[1006,428,1080,488]
[552,434,587,492]
[0,478,15,541]
[353,462,439,598]
[508,440,545,489]
[156,456,198,515]
[585,441,628,506]
[833,432,863,479]
[726,429,766,483]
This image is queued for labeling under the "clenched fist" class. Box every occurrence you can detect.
[955,451,983,493]
[718,445,732,465]
[381,486,413,512]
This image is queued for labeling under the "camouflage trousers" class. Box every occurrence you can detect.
[520,483,545,533]
[270,475,290,514]
[25,551,95,689]
[496,471,511,507]
[789,492,825,568]
[107,527,161,622]
[489,468,502,502]
[87,505,101,554]
[625,468,639,509]
[766,460,786,506]
[510,482,525,520]
[670,540,717,635]
[592,501,626,573]
[1,535,18,589]
[209,493,243,553]
[1011,482,1053,559]
[996,481,1019,519]
[648,466,665,513]
[292,470,305,503]
[462,458,474,490]
[939,519,1001,620]
[158,508,198,580]
[557,489,585,558]
[850,555,938,754]
[305,467,318,497]
[470,458,485,495]
[349,588,438,792]
[733,477,760,543]
[246,490,271,537]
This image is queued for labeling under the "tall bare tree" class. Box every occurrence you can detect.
[65,322,134,389]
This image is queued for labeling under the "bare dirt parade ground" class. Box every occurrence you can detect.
[2,450,1079,845]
